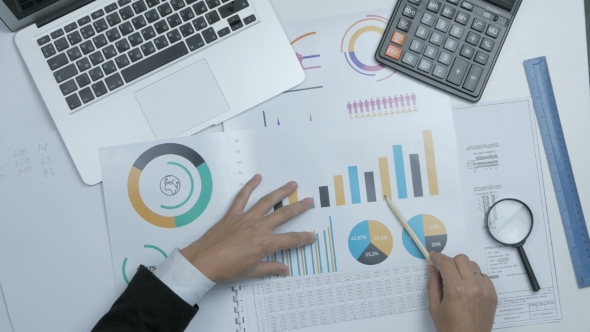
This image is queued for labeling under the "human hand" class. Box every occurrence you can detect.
[180,174,316,283]
[428,252,498,332]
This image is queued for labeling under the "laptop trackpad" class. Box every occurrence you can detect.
[135,60,229,139]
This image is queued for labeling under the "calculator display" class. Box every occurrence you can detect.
[481,0,515,11]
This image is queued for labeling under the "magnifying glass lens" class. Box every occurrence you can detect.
[488,200,532,245]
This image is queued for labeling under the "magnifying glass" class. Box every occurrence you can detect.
[485,199,540,292]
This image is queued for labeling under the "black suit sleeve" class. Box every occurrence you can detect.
[92,266,198,332]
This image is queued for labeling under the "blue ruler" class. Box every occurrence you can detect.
[524,56,590,288]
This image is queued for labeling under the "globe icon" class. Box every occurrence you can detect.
[160,175,181,196]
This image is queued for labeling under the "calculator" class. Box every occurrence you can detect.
[376,0,522,102]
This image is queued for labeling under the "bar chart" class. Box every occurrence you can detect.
[262,217,338,279]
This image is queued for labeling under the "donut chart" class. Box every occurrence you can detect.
[127,143,213,228]
[402,214,447,259]
[348,220,393,265]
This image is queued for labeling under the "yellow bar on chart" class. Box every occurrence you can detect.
[334,175,346,206]
[288,190,298,205]
[423,130,439,195]
[378,157,392,199]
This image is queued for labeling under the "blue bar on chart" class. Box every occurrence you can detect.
[319,186,330,207]
[364,171,377,202]
[409,154,423,197]
[348,166,361,204]
[393,145,408,199]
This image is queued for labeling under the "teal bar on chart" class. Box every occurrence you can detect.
[348,166,361,204]
[393,145,408,199]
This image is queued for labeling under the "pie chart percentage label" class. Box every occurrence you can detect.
[348,220,393,265]
[402,214,448,259]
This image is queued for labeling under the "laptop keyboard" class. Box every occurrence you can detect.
[36,0,258,113]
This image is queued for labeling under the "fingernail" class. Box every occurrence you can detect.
[278,268,289,277]
[253,174,261,181]
[308,232,316,240]
[287,181,297,188]
[303,197,313,205]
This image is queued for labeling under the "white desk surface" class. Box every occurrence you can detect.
[1,0,590,331]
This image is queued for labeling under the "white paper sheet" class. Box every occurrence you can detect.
[454,98,561,328]
[0,132,116,332]
[223,8,446,132]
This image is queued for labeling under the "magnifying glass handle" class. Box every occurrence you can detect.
[517,246,540,292]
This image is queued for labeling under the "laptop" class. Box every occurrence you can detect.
[1,0,304,185]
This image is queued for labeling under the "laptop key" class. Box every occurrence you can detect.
[179,23,194,37]
[120,21,135,35]
[153,35,169,49]
[192,16,207,31]
[54,64,78,83]
[79,87,95,103]
[115,39,131,52]
[105,73,124,90]
[201,27,217,43]
[66,46,82,61]
[228,16,242,31]
[132,0,147,13]
[47,53,68,70]
[128,32,143,46]
[105,3,118,13]
[121,41,188,82]
[80,25,95,39]
[106,28,121,42]
[243,14,255,25]
[54,37,69,52]
[119,6,135,20]
[107,12,122,26]
[180,7,195,21]
[118,0,132,6]
[217,27,230,37]
[205,11,220,24]
[76,73,91,87]
[37,35,50,46]
[166,29,182,43]
[115,54,131,68]
[102,45,118,59]
[76,57,92,72]
[154,20,169,34]
[193,1,207,14]
[51,29,64,39]
[205,0,220,9]
[185,33,204,51]
[132,16,147,29]
[102,60,117,75]
[79,41,95,54]
[65,94,82,110]
[64,22,77,33]
[94,18,109,33]
[91,81,108,97]
[89,51,105,65]
[128,48,143,62]
[170,0,185,10]
[41,44,57,58]
[92,34,108,48]
[67,31,82,45]
[141,26,156,40]
[89,67,104,81]
[219,0,248,19]
[91,9,105,19]
[146,0,160,7]
[186,0,197,4]
[167,13,182,28]
[140,41,156,55]
[157,3,173,16]
[60,79,77,95]
[145,9,159,23]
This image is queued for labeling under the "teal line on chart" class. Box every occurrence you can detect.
[393,145,408,199]
[161,162,194,210]
[324,230,330,272]
[296,247,301,276]
[317,233,323,273]
[330,217,338,272]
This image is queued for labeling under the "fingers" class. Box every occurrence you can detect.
[243,261,290,279]
[470,261,482,274]
[248,181,298,217]
[264,198,314,229]
[454,254,475,279]
[271,231,316,253]
[228,174,262,215]
[430,252,460,281]
[427,265,443,317]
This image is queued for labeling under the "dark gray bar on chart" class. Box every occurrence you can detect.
[274,200,284,211]
[319,186,330,207]
[364,172,377,202]
[410,154,424,197]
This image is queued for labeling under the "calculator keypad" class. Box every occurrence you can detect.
[378,0,516,101]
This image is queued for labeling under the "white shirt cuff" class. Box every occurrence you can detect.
[153,248,215,306]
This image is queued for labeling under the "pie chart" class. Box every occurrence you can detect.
[402,214,447,259]
[348,220,393,265]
